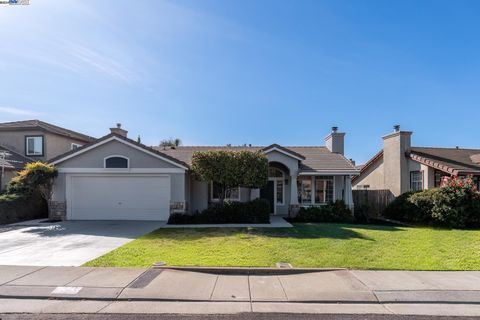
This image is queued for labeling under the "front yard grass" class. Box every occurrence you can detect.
[85,223,480,270]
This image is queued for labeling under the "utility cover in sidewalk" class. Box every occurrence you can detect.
[51,286,82,295]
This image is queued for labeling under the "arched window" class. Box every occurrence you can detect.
[268,167,284,178]
[104,156,129,168]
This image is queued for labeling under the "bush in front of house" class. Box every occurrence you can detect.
[291,200,354,223]
[0,192,47,225]
[383,176,480,228]
[168,198,270,224]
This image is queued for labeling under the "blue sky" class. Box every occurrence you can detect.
[0,0,479,163]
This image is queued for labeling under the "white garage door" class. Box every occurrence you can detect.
[68,174,171,221]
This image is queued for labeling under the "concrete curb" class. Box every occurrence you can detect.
[152,265,346,275]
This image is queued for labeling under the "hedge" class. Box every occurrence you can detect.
[168,198,270,224]
[0,192,48,225]
[289,200,354,223]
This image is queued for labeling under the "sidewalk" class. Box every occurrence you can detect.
[1,265,480,315]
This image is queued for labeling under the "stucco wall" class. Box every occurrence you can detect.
[0,130,87,161]
[1,169,16,190]
[55,140,178,169]
[353,158,385,190]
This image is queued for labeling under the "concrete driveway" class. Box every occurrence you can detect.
[0,220,165,266]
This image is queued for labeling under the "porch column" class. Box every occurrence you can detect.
[250,188,260,200]
[290,174,299,205]
[344,175,354,211]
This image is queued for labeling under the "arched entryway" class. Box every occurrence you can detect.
[260,162,290,215]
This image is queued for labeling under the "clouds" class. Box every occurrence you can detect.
[0,106,41,116]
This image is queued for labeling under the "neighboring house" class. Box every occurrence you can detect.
[0,146,32,190]
[49,125,359,221]
[0,120,96,161]
[0,120,96,187]
[353,125,480,196]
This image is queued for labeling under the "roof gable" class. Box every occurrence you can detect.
[50,134,188,169]
[261,144,305,161]
[0,120,96,143]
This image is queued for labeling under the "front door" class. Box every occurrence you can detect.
[260,180,275,214]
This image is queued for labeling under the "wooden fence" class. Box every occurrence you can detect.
[353,189,395,218]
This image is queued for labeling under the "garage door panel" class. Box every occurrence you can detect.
[68,175,170,221]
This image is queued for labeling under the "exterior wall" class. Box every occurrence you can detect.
[325,132,345,155]
[423,165,435,189]
[334,175,344,201]
[56,140,178,169]
[190,179,209,213]
[383,131,412,196]
[353,158,385,190]
[1,169,16,190]
[0,130,87,161]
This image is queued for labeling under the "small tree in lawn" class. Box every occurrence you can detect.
[191,150,268,205]
[9,162,58,214]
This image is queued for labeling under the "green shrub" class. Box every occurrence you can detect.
[383,176,480,228]
[0,192,47,225]
[429,176,480,228]
[292,200,353,223]
[168,198,270,224]
[383,191,420,222]
[8,162,58,200]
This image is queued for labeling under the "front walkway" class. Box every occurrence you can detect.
[0,220,165,266]
[163,215,293,228]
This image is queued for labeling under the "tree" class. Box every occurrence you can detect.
[8,162,58,214]
[159,137,182,148]
[191,150,268,205]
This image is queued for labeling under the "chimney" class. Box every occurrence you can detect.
[110,123,128,137]
[382,125,412,196]
[325,126,345,155]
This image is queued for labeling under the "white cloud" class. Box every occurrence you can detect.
[0,106,41,116]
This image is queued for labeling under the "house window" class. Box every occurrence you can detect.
[211,182,240,201]
[297,177,312,204]
[410,171,423,191]
[25,136,43,156]
[104,156,129,168]
[315,176,334,204]
[434,170,449,187]
[276,179,284,205]
[71,143,82,150]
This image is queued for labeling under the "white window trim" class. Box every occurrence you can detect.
[410,170,424,191]
[210,183,241,202]
[313,176,335,204]
[26,136,43,156]
[298,175,336,206]
[104,155,130,169]
[71,143,83,150]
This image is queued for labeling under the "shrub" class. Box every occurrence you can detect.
[8,162,58,200]
[383,191,420,222]
[292,200,353,223]
[168,198,270,224]
[0,192,47,225]
[406,188,440,223]
[429,176,480,228]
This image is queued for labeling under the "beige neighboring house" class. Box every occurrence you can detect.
[352,125,480,196]
[0,120,96,189]
[48,125,359,221]
[0,146,32,190]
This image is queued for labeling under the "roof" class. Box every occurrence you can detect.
[353,146,480,183]
[0,145,32,170]
[154,145,358,174]
[0,120,96,143]
[409,147,480,175]
[49,133,189,169]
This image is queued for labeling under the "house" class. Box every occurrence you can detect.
[352,125,480,196]
[0,146,32,190]
[0,120,96,189]
[48,125,359,221]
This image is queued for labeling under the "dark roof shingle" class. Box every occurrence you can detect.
[0,146,32,170]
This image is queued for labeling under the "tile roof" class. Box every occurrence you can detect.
[0,145,32,170]
[0,120,96,143]
[410,147,480,175]
[154,145,358,173]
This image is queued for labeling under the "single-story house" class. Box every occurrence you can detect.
[353,125,480,196]
[49,125,359,221]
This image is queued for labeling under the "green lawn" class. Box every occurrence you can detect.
[85,223,480,270]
